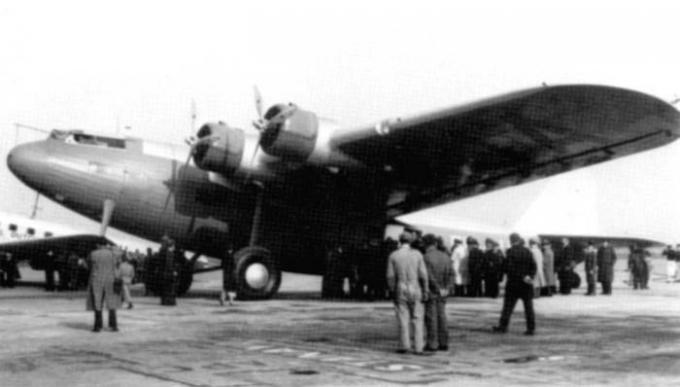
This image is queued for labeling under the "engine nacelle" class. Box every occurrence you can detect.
[193,122,245,175]
[260,104,318,161]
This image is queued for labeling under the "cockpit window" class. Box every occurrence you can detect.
[50,130,126,149]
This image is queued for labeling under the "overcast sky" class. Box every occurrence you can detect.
[1,0,679,244]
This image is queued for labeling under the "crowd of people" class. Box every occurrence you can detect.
[383,230,627,355]
[0,225,669,339]
[322,230,630,302]
[0,252,19,287]
[41,248,147,292]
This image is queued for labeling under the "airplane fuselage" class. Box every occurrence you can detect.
[7,131,388,277]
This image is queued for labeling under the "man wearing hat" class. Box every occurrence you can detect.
[483,238,504,298]
[386,231,430,355]
[597,240,617,295]
[467,237,484,297]
[86,241,122,332]
[450,238,468,296]
[422,234,453,352]
[584,241,598,296]
[528,238,545,298]
[541,239,556,296]
[493,233,537,335]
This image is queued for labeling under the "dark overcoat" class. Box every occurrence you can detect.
[597,246,617,283]
[86,247,122,311]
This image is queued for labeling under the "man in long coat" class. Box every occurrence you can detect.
[467,238,484,297]
[86,242,122,332]
[541,240,556,296]
[387,232,429,355]
[528,239,545,297]
[584,241,598,296]
[596,241,617,295]
[556,238,577,294]
[422,234,453,352]
[450,239,468,296]
[483,239,503,298]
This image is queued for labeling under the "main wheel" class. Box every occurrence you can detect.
[232,246,281,299]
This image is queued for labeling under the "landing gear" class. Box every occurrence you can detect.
[232,246,281,299]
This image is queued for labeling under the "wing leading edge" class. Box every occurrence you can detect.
[334,85,680,216]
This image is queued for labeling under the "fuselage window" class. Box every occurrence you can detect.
[44,232,53,238]
[27,228,36,236]
[8,224,17,232]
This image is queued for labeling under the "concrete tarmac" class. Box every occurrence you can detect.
[0,258,679,386]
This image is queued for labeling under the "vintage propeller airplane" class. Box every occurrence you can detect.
[7,84,680,298]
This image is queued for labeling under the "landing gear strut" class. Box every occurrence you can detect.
[226,182,281,299]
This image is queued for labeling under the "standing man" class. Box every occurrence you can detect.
[528,238,545,297]
[467,238,484,297]
[493,233,537,335]
[628,244,648,290]
[422,234,453,352]
[119,254,135,309]
[44,250,56,291]
[597,240,617,295]
[556,238,577,295]
[450,238,468,296]
[541,240,556,296]
[386,232,429,355]
[663,245,676,283]
[483,239,503,298]
[159,236,178,306]
[3,253,19,288]
[584,241,598,296]
[220,250,237,306]
[86,242,122,332]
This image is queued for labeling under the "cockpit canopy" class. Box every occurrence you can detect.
[50,129,126,149]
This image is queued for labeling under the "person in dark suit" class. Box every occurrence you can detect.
[467,237,484,297]
[86,242,122,332]
[556,238,577,294]
[597,241,617,295]
[44,250,56,291]
[422,234,454,352]
[583,241,598,296]
[483,239,503,298]
[493,233,537,335]
[4,253,19,288]
[220,249,237,306]
[159,236,179,306]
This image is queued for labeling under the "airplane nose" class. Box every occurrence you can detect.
[7,142,48,187]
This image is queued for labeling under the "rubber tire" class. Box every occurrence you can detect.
[232,246,281,299]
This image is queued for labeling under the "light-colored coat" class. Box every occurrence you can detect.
[530,244,546,288]
[119,261,135,285]
[387,244,428,302]
[86,246,122,311]
[451,244,469,285]
[542,245,556,287]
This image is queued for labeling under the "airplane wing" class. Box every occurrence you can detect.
[332,85,680,216]
[0,235,112,270]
